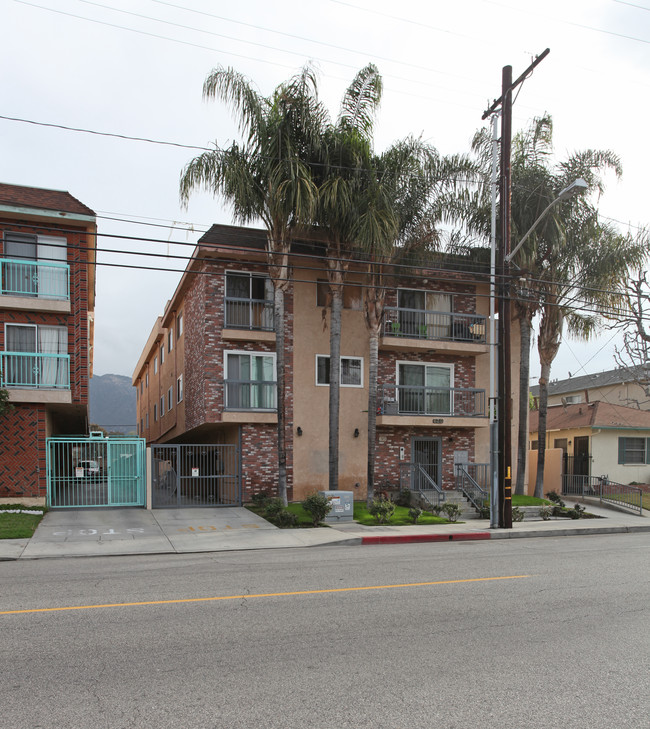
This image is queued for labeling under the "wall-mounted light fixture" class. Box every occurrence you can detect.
[296,426,303,436]
[354,428,360,438]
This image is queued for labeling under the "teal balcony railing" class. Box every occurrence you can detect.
[1,258,70,301]
[1,351,70,389]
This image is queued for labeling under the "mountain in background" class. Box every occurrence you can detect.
[89,374,136,434]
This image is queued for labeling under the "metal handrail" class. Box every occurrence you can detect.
[1,351,70,389]
[378,384,486,417]
[1,258,70,300]
[455,464,488,510]
[400,462,445,508]
[383,306,486,343]
[562,474,643,516]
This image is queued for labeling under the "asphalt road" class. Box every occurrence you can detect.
[1,534,648,729]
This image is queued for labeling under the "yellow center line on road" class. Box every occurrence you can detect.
[0,575,531,616]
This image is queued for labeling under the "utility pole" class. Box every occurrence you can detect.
[482,48,550,529]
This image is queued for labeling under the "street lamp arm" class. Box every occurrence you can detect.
[505,178,588,264]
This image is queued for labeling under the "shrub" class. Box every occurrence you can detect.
[274,509,298,528]
[264,497,286,519]
[568,503,585,520]
[408,507,422,524]
[369,497,395,524]
[546,490,565,508]
[441,502,461,522]
[478,500,490,519]
[539,505,553,520]
[512,506,524,522]
[302,492,332,527]
[251,490,270,507]
[394,488,412,507]
[429,504,443,516]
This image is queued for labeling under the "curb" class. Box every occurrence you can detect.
[361,532,491,545]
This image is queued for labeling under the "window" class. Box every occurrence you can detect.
[146,412,149,429]
[316,280,362,310]
[3,323,68,388]
[140,418,143,434]
[396,289,453,339]
[146,373,149,388]
[177,312,183,337]
[618,437,650,465]
[225,271,273,330]
[531,440,539,450]
[225,351,276,409]
[316,355,363,387]
[167,386,173,412]
[160,396,165,417]
[397,361,453,415]
[2,232,68,300]
[160,345,164,365]
[153,404,157,422]
[140,380,143,395]
[154,356,158,374]
[168,328,173,352]
[177,374,183,403]
[564,394,582,404]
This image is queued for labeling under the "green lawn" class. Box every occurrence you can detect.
[511,495,551,506]
[353,501,453,526]
[0,504,46,540]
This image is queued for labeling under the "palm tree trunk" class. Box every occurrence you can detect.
[274,285,288,505]
[515,313,532,495]
[367,327,379,506]
[329,285,343,491]
[534,360,551,499]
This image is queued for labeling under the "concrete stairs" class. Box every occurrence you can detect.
[415,489,481,519]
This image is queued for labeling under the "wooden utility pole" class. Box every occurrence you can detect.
[482,48,550,529]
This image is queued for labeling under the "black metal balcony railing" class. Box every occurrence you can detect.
[383,306,486,344]
[1,351,70,389]
[224,380,276,410]
[225,297,274,331]
[378,384,486,417]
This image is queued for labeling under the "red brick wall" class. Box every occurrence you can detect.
[375,426,475,490]
[0,404,47,498]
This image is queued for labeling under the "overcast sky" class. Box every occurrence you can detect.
[2,0,648,383]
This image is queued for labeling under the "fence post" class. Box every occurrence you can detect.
[146,447,152,510]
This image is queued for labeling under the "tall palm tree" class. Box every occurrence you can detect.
[180,64,325,505]
[313,64,383,491]
[359,139,474,505]
[534,213,644,497]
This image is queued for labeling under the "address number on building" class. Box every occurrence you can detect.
[432,418,444,424]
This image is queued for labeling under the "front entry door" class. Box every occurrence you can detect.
[573,436,590,477]
[412,437,442,490]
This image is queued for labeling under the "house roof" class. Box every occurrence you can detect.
[529,400,650,433]
[529,364,650,398]
[0,182,95,217]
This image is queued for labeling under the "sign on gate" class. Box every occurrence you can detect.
[47,435,146,508]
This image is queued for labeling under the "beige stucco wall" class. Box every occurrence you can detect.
[547,381,650,411]
[526,447,563,495]
[591,429,650,484]
[292,269,369,500]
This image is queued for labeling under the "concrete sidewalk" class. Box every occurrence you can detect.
[1,500,648,560]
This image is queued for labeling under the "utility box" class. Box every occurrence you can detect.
[319,490,354,522]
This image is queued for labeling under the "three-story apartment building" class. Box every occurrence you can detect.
[134,224,521,505]
[0,183,96,503]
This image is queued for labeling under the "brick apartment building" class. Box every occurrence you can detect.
[133,224,521,505]
[0,183,96,503]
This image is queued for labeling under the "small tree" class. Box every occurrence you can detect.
[302,492,332,527]
[0,388,12,418]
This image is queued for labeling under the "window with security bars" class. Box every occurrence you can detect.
[225,351,276,409]
[618,437,650,464]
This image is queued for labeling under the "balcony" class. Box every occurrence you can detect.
[223,296,275,343]
[377,383,487,428]
[1,259,70,312]
[381,307,487,355]
[1,352,71,403]
[222,379,277,423]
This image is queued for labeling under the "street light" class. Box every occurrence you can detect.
[505,178,588,264]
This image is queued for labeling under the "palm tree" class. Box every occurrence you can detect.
[313,64,383,491]
[359,139,474,505]
[180,64,325,505]
[534,213,644,497]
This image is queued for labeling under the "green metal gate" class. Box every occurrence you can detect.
[47,434,146,508]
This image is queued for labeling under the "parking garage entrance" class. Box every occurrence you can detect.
[46,434,146,508]
[151,444,241,507]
